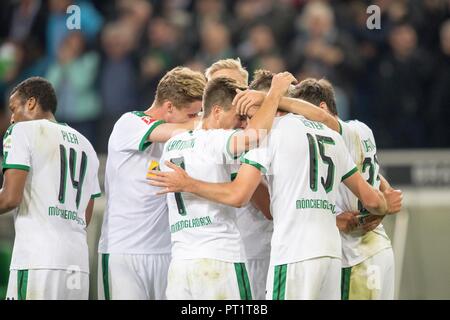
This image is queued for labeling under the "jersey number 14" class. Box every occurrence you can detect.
[58,144,87,209]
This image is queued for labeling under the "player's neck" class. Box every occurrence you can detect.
[39,112,56,122]
[201,116,218,130]
[145,103,165,121]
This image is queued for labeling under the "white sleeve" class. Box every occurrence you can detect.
[207,129,243,164]
[90,156,102,199]
[111,112,165,153]
[239,136,272,174]
[2,124,32,172]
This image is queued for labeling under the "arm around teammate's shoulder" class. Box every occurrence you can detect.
[228,72,296,157]
[148,116,200,143]
[278,97,340,132]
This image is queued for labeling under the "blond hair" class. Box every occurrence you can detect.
[155,67,206,108]
[205,58,249,85]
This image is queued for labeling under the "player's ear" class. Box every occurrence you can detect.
[319,101,329,112]
[212,105,222,120]
[26,97,37,111]
[166,101,173,113]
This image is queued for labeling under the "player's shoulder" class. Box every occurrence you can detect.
[4,119,50,138]
[116,111,160,127]
[345,119,373,134]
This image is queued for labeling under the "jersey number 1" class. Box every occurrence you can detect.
[170,157,187,216]
[58,144,87,208]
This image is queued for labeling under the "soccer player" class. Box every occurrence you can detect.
[294,78,398,300]
[204,61,342,299]
[97,67,206,300]
[205,59,272,300]
[1,77,101,300]
[148,98,402,300]
[154,72,295,300]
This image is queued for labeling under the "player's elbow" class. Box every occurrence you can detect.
[4,194,21,212]
[229,192,251,208]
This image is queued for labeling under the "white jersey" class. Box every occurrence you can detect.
[230,167,273,260]
[337,120,392,268]
[2,120,101,272]
[98,112,171,255]
[242,114,357,266]
[235,205,273,260]
[160,129,246,263]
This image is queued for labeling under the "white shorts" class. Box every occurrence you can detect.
[247,258,270,300]
[266,257,341,300]
[166,259,252,300]
[6,269,89,300]
[98,253,170,300]
[341,248,394,300]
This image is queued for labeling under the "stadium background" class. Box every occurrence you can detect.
[0,0,449,299]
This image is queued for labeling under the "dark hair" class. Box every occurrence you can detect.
[11,77,57,114]
[202,77,247,117]
[293,78,338,116]
[249,69,274,91]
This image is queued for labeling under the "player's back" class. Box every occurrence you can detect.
[2,119,100,272]
[242,113,357,265]
[160,129,246,263]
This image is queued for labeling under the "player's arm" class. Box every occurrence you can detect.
[278,97,340,132]
[343,171,402,216]
[379,174,392,192]
[0,169,27,214]
[233,91,340,132]
[149,162,262,208]
[85,198,95,227]
[228,72,296,156]
[147,116,200,143]
[250,181,272,220]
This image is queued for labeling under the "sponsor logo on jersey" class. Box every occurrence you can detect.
[141,116,157,126]
[170,216,212,233]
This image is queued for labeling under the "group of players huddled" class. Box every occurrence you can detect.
[1,57,402,300]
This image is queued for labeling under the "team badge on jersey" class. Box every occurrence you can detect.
[146,160,160,178]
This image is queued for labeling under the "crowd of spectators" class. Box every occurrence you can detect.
[0,0,449,151]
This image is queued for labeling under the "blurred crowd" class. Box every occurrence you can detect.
[0,0,449,151]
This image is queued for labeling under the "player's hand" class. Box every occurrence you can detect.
[270,72,297,96]
[147,161,192,195]
[384,188,403,214]
[356,214,384,233]
[232,89,265,116]
[336,211,359,234]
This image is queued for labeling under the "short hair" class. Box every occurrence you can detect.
[249,69,274,91]
[155,67,206,108]
[293,78,338,115]
[11,77,57,114]
[205,58,249,85]
[249,69,296,97]
[202,77,247,117]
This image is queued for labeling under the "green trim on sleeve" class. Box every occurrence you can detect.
[226,129,241,160]
[240,156,267,174]
[2,164,30,172]
[138,120,165,151]
[91,193,102,199]
[338,120,343,135]
[342,166,358,181]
